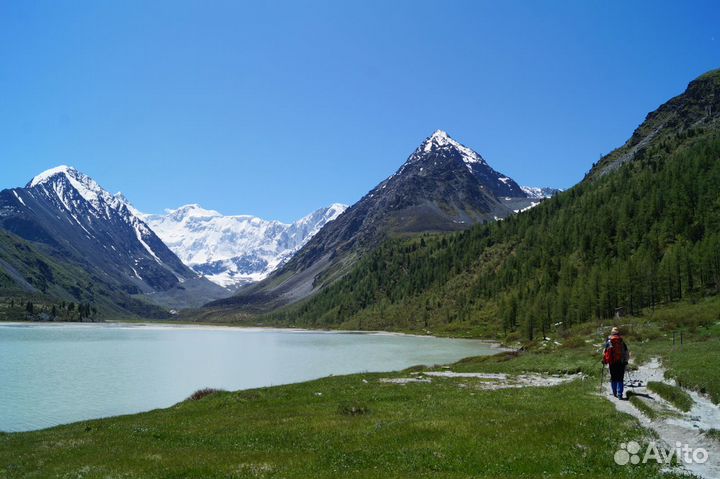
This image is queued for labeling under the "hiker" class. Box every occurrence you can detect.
[602,326,630,399]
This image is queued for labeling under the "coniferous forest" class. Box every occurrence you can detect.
[270,128,720,338]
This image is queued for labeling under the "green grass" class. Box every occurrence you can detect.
[646,381,694,412]
[705,429,720,442]
[449,348,599,376]
[2,299,717,477]
[0,351,683,479]
[663,339,720,404]
[628,395,659,420]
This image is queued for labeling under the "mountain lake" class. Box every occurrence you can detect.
[0,322,501,431]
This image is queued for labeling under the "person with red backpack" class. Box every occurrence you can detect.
[603,326,630,399]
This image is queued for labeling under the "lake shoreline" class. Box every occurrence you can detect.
[0,322,503,432]
[0,318,506,346]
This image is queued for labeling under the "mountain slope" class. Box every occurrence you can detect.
[591,69,720,178]
[0,228,171,319]
[0,166,227,311]
[261,69,720,336]
[205,130,537,313]
[142,203,347,290]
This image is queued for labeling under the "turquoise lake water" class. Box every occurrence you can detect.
[0,323,499,432]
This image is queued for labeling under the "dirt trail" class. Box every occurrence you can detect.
[602,358,720,479]
[378,371,584,390]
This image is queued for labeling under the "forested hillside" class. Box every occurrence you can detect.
[267,72,720,338]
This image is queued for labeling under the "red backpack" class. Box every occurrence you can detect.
[604,335,624,365]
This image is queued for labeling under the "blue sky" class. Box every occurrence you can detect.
[1,1,718,222]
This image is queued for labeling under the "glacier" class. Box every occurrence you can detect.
[141,203,347,289]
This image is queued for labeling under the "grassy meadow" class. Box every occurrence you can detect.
[1,298,717,478]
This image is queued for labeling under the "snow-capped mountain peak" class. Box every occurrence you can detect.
[426,129,450,144]
[304,203,346,222]
[418,130,488,170]
[6,165,204,297]
[164,204,223,220]
[389,130,526,199]
[28,165,122,211]
[141,203,348,289]
[521,186,562,199]
[28,165,80,187]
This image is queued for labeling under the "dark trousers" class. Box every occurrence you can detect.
[609,362,626,397]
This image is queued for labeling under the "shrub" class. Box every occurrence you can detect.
[187,388,222,401]
[559,336,586,350]
[338,404,370,416]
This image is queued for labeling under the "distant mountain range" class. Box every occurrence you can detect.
[521,186,562,199]
[0,133,558,319]
[141,203,347,290]
[0,166,226,312]
[206,130,550,313]
[2,71,717,329]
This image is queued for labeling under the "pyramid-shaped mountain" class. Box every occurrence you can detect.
[206,130,536,312]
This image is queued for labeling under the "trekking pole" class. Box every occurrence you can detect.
[625,367,632,388]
